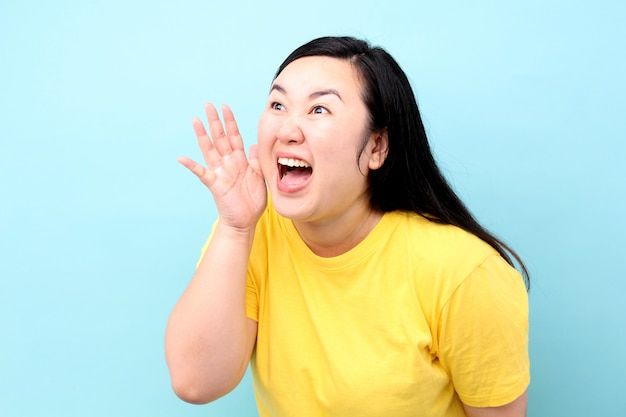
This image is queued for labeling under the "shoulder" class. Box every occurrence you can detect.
[382,211,523,312]
[249,199,302,264]
[384,210,498,268]
[253,196,289,238]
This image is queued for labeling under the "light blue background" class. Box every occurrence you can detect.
[1,1,625,416]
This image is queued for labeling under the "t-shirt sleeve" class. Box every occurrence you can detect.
[245,270,259,322]
[437,254,530,407]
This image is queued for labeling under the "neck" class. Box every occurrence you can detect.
[292,203,383,258]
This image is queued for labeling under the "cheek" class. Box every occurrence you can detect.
[256,115,276,174]
[257,116,275,152]
[257,114,271,144]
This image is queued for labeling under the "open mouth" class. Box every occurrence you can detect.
[278,157,313,186]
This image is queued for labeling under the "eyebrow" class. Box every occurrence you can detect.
[270,83,344,102]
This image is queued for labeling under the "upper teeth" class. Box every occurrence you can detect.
[278,157,310,168]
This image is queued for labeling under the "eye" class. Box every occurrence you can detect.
[271,102,285,111]
[312,105,329,114]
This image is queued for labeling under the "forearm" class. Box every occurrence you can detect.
[165,222,256,403]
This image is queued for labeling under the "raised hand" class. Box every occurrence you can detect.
[178,103,267,231]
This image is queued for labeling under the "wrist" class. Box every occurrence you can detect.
[214,219,256,241]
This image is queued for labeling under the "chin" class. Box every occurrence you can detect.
[269,192,314,221]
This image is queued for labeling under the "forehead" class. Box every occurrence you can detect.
[272,56,363,97]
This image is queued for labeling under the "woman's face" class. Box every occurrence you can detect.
[257,56,385,224]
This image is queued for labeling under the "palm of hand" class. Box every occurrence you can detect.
[178,103,267,230]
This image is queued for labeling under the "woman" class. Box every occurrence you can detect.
[165,36,530,417]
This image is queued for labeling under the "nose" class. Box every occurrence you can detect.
[276,115,304,144]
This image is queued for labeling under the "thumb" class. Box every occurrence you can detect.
[248,144,262,175]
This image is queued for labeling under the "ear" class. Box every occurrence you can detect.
[367,129,389,170]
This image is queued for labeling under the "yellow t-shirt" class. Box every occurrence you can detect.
[238,204,529,416]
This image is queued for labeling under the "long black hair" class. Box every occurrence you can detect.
[275,36,529,288]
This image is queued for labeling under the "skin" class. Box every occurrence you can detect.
[166,103,260,403]
[464,391,528,417]
[165,56,527,416]
[257,56,388,257]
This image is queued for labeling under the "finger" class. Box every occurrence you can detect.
[205,103,233,156]
[177,155,216,188]
[192,117,222,169]
[221,104,245,152]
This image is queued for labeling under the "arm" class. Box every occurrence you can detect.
[165,103,266,404]
[165,223,258,404]
[463,390,528,417]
